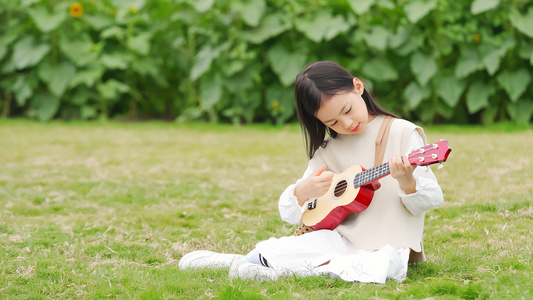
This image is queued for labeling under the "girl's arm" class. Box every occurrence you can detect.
[398,131,444,216]
[278,165,314,224]
[279,162,335,224]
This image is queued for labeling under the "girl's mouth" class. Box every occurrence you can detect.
[351,123,360,132]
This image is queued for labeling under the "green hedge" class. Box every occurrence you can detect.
[1,0,532,124]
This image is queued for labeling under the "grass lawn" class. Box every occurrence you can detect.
[0,119,532,299]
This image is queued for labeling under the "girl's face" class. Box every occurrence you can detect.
[315,78,373,135]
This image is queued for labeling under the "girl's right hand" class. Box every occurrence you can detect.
[294,165,334,206]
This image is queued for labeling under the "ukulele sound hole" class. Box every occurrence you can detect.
[334,180,348,198]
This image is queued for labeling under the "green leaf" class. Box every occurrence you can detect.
[12,76,34,106]
[69,87,90,105]
[471,0,500,15]
[224,69,254,93]
[404,0,437,24]
[361,57,398,81]
[28,6,66,32]
[38,60,76,97]
[434,74,466,108]
[455,47,484,78]
[111,0,145,9]
[234,0,266,27]
[70,67,104,88]
[266,85,294,125]
[188,0,214,13]
[388,26,409,49]
[80,105,97,120]
[0,59,16,75]
[59,34,98,67]
[101,27,125,40]
[403,81,431,109]
[435,100,454,119]
[410,52,437,86]
[199,74,222,109]
[127,32,152,56]
[84,14,114,30]
[0,47,7,63]
[479,47,502,76]
[496,69,531,103]
[243,13,291,44]
[507,98,533,125]
[13,36,51,70]
[295,10,350,43]
[267,44,307,87]
[363,26,389,51]
[466,80,495,114]
[22,0,40,7]
[190,46,221,81]
[31,92,60,122]
[479,38,515,76]
[131,58,159,77]
[101,53,130,69]
[347,0,375,15]
[0,32,18,61]
[509,7,533,38]
[518,42,533,60]
[323,14,351,41]
[97,79,130,100]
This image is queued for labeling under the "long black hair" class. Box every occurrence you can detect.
[294,61,398,159]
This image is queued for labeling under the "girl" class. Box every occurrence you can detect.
[179,61,444,283]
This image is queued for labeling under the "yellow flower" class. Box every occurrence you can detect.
[272,101,279,111]
[474,34,481,42]
[69,2,84,18]
[129,6,138,14]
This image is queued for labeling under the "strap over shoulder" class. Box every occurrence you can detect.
[374,116,397,167]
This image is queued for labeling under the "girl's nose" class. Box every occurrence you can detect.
[343,117,353,129]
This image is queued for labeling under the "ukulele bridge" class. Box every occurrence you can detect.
[308,199,317,210]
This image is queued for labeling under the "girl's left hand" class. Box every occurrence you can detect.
[389,154,417,194]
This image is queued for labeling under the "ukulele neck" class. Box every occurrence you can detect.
[353,162,391,188]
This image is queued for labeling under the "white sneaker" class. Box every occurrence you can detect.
[179,250,245,270]
[229,258,285,281]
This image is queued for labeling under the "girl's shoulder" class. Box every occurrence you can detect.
[391,118,427,144]
[392,118,420,128]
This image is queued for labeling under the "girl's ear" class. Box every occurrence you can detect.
[352,77,365,95]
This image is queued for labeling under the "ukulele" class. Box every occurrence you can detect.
[302,140,451,230]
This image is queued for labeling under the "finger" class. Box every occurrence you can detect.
[402,154,410,167]
[390,155,399,167]
[321,171,334,179]
[312,164,326,176]
[389,157,396,175]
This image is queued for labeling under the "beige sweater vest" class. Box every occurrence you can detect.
[309,115,427,262]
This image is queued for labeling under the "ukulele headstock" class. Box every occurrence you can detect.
[408,140,451,166]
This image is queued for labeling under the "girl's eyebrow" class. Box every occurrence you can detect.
[323,102,349,124]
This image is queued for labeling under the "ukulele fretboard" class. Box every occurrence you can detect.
[353,162,390,188]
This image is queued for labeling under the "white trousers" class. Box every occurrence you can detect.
[253,229,410,283]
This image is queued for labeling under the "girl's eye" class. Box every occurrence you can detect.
[331,121,338,126]
[345,108,352,114]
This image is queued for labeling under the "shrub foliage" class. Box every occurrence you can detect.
[0,0,532,124]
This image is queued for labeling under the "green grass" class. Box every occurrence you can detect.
[1,119,532,299]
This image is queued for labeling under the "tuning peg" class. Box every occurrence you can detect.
[438,163,444,169]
